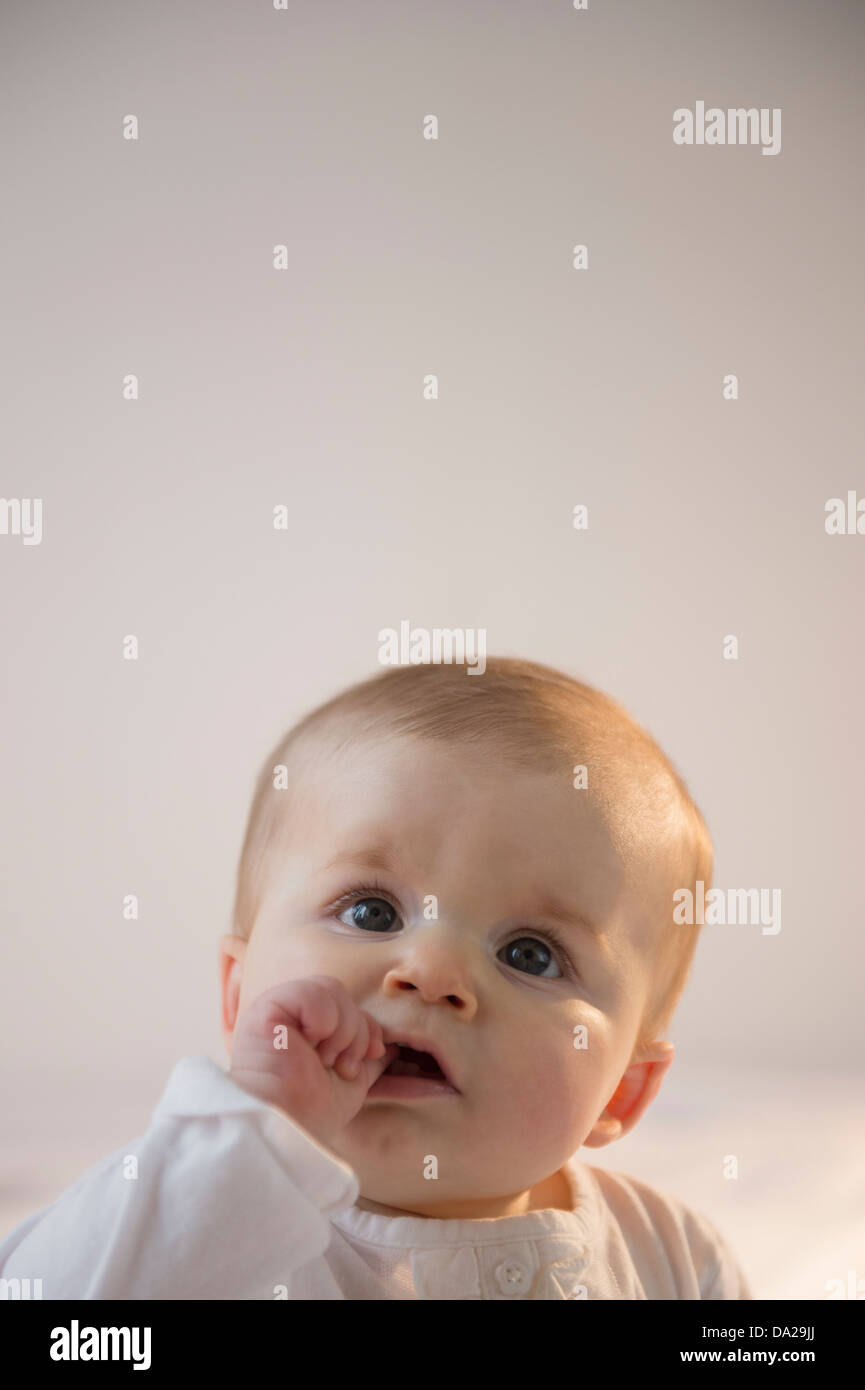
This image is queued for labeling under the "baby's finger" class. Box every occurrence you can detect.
[315,993,358,1070]
[365,1017,386,1058]
[333,1014,370,1078]
[362,1043,400,1084]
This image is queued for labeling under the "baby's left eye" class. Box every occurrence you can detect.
[337,896,399,932]
[498,936,563,979]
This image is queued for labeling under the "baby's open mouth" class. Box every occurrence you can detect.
[384,1045,446,1081]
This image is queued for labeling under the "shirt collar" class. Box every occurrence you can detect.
[331,1154,599,1249]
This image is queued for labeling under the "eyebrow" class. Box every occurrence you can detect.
[320,849,603,941]
[528,893,605,942]
[321,846,398,876]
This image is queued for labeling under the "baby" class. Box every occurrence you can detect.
[0,656,752,1299]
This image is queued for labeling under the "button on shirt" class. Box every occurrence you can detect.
[0,1056,753,1301]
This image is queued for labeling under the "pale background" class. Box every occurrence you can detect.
[1,0,863,1300]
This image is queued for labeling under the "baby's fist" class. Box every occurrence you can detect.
[229,975,398,1150]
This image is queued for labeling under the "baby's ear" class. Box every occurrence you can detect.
[582,1042,675,1149]
[218,934,248,1053]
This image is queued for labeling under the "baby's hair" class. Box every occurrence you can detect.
[230,656,712,1054]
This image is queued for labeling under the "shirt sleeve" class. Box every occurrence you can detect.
[0,1056,359,1299]
[697,1217,754,1300]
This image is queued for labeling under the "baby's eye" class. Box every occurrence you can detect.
[337,896,399,932]
[498,936,563,979]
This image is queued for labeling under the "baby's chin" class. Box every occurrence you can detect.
[335,1126,570,1219]
[352,1171,485,1216]
[354,1190,421,1216]
[353,1172,568,1221]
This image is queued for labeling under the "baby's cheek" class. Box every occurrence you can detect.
[503,1039,589,1132]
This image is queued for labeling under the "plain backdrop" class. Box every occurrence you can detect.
[1,0,863,1298]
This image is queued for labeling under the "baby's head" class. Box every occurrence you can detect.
[220,657,712,1218]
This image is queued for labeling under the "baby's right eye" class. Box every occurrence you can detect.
[337,896,400,932]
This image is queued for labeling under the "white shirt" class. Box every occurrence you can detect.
[0,1055,752,1300]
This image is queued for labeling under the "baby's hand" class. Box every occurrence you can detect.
[228,975,399,1151]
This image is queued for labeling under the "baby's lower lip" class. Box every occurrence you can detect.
[366,1074,459,1100]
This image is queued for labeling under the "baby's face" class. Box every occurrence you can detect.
[224,734,671,1217]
